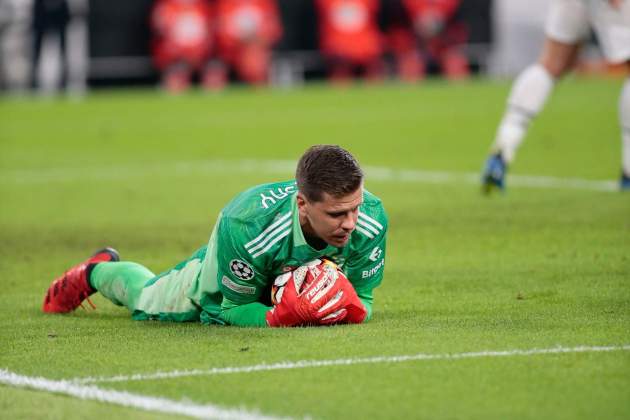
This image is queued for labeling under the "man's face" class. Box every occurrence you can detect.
[297,187,363,247]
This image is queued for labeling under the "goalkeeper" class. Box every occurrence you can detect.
[42,145,388,327]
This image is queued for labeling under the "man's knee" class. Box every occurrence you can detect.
[537,38,581,78]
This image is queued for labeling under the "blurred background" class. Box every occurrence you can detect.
[0,0,621,95]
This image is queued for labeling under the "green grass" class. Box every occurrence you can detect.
[1,78,629,419]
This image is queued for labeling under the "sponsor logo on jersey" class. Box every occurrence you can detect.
[362,258,384,279]
[244,211,293,258]
[229,259,255,281]
[221,275,256,294]
[259,185,297,209]
[355,211,384,240]
[368,246,382,262]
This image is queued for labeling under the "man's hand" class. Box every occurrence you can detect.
[297,264,349,322]
[319,272,367,324]
[266,260,368,327]
[266,261,347,327]
[266,269,306,327]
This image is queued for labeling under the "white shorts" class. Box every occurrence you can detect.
[546,0,630,63]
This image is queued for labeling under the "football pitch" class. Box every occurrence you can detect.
[1,78,629,419]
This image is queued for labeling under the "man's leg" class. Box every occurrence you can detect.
[588,0,630,188]
[57,23,68,90]
[90,248,206,322]
[482,0,588,193]
[42,248,120,313]
[44,247,206,322]
[495,40,581,160]
[30,27,44,90]
[89,262,155,310]
[481,40,579,193]
[620,63,630,189]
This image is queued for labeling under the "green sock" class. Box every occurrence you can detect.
[90,262,155,309]
[87,264,99,290]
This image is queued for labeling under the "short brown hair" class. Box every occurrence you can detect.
[296,145,364,202]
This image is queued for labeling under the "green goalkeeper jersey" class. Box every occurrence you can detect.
[186,180,388,327]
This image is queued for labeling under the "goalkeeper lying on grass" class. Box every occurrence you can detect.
[42,145,388,327]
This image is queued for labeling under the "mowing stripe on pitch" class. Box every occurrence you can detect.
[0,159,618,192]
[70,344,630,385]
[0,369,286,420]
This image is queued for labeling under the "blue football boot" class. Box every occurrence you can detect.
[481,153,507,194]
[621,172,630,191]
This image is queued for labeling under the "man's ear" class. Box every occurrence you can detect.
[296,192,308,216]
[295,191,306,211]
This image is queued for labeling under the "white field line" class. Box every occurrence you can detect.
[0,369,286,420]
[0,159,618,192]
[70,344,630,385]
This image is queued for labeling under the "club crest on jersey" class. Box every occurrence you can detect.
[368,247,382,262]
[229,259,255,281]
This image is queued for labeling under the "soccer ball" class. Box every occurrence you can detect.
[271,259,338,305]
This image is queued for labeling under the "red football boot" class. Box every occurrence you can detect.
[42,247,120,313]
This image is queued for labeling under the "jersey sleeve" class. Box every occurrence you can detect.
[343,207,388,321]
[215,216,272,327]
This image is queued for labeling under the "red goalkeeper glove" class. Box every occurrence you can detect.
[266,260,348,327]
[317,269,367,325]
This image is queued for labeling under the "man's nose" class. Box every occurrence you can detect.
[341,213,356,231]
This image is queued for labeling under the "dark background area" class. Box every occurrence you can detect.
[88,0,493,86]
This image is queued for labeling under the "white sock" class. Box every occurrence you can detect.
[620,77,630,176]
[492,64,555,163]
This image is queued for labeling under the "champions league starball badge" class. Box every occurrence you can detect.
[229,259,255,281]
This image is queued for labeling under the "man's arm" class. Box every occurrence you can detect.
[344,209,388,322]
[357,290,375,321]
[220,299,269,327]
[213,216,273,327]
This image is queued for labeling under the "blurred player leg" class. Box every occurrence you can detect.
[440,48,469,81]
[482,0,588,193]
[163,61,191,93]
[237,44,271,86]
[482,61,557,193]
[388,27,425,82]
[433,18,470,81]
[329,58,354,85]
[397,51,425,82]
[493,61,556,163]
[620,70,630,189]
[493,40,582,165]
[201,60,228,91]
[363,57,385,83]
[587,0,630,188]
